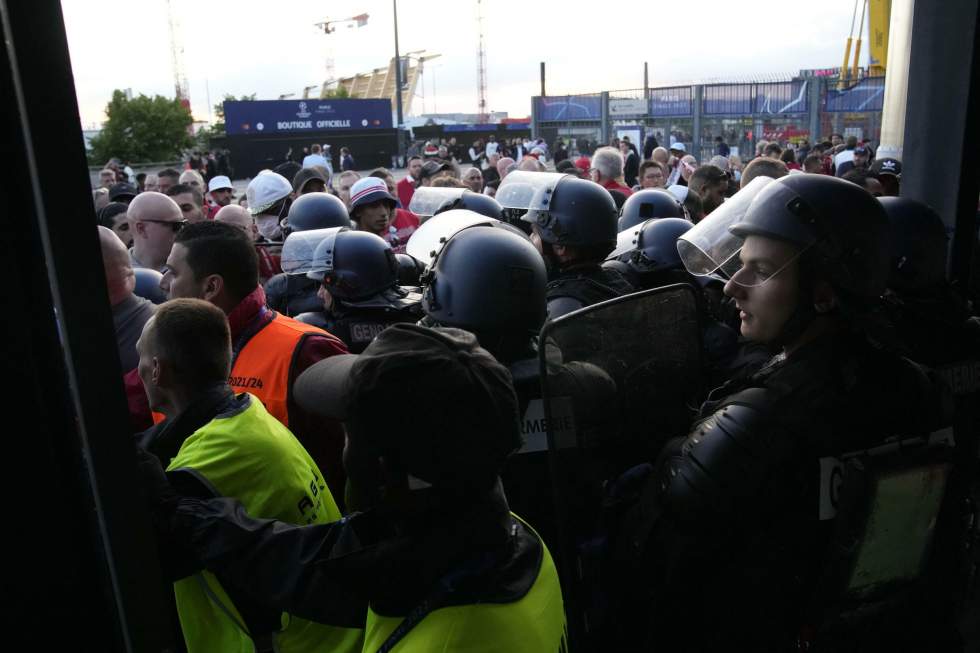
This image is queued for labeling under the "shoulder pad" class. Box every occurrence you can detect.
[547,295,586,320]
[661,388,788,524]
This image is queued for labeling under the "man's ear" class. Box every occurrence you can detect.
[151,356,166,389]
[133,221,147,239]
[812,280,839,314]
[201,274,225,304]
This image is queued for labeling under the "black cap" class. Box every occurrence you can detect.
[294,324,521,490]
[870,157,902,178]
[108,182,138,201]
[420,160,453,179]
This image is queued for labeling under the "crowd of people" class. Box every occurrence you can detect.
[93,123,979,652]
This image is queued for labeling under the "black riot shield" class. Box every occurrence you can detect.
[537,284,705,651]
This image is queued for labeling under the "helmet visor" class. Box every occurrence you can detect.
[609,218,652,259]
[282,227,344,275]
[496,170,567,213]
[304,227,347,280]
[408,186,466,218]
[676,176,774,278]
[405,209,501,268]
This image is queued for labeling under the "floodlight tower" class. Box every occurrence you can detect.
[476,0,488,123]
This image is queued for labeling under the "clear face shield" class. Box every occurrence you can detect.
[495,170,568,235]
[407,186,467,222]
[405,209,503,269]
[301,227,348,281]
[676,176,779,286]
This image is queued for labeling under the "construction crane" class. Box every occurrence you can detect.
[166,0,190,111]
[476,0,488,123]
[840,0,891,87]
[316,13,369,95]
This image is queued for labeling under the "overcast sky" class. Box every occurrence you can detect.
[62,0,870,129]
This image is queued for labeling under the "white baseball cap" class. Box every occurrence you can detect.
[246,171,292,215]
[208,175,233,192]
[669,142,687,153]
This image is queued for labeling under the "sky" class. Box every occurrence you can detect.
[62,0,871,129]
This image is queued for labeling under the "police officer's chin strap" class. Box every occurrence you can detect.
[772,249,820,349]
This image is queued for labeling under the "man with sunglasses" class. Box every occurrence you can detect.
[608,175,952,650]
[127,191,186,273]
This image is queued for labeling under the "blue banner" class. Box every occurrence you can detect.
[823,77,885,112]
[535,95,602,121]
[224,99,392,135]
[702,84,753,115]
[755,81,808,114]
[648,87,693,116]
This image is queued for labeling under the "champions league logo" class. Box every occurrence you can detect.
[296,101,311,118]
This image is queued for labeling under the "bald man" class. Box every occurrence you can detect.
[127,191,185,272]
[496,156,515,181]
[178,169,205,190]
[99,226,156,372]
[215,204,259,241]
[517,157,546,172]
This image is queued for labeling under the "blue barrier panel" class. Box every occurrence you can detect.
[823,77,886,112]
[535,95,602,121]
[649,86,693,116]
[224,99,393,135]
[702,84,754,115]
[755,80,809,114]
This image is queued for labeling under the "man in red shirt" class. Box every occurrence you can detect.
[590,146,634,197]
[396,156,422,208]
[130,221,351,505]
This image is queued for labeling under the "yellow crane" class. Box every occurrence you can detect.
[841,0,891,87]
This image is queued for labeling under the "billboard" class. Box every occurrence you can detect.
[223,99,393,135]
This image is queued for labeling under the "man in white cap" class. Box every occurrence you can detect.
[206,175,234,219]
[246,171,294,280]
[666,142,687,186]
[246,171,292,242]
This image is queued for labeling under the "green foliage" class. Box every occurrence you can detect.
[321,86,350,99]
[88,90,194,163]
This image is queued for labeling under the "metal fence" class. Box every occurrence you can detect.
[532,75,886,161]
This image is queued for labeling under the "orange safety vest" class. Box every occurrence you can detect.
[228,312,326,427]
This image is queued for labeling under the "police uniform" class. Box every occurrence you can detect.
[546,263,634,319]
[610,330,950,651]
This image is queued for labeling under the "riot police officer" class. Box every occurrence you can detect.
[298,229,422,353]
[878,196,980,628]
[500,172,634,318]
[409,186,504,221]
[264,192,351,316]
[609,174,953,651]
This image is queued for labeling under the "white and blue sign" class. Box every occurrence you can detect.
[224,99,393,135]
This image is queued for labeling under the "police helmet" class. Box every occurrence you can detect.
[878,196,948,292]
[286,192,350,232]
[432,190,504,220]
[134,267,167,304]
[307,230,398,301]
[729,174,891,300]
[617,189,685,232]
[615,217,693,274]
[395,253,425,286]
[520,176,618,248]
[423,225,547,336]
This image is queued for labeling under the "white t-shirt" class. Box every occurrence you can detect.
[833,149,854,170]
[302,153,329,169]
[485,142,499,158]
